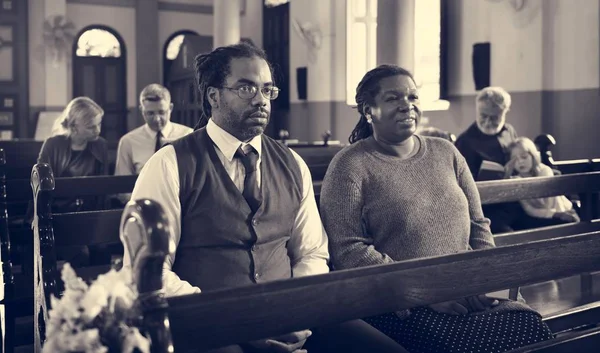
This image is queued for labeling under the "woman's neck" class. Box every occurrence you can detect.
[371,134,418,160]
[70,138,88,151]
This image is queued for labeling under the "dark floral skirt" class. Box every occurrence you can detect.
[364,307,553,353]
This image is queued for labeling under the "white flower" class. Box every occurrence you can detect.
[43,262,143,353]
[80,281,110,322]
[121,327,151,353]
[43,328,107,353]
[61,263,89,293]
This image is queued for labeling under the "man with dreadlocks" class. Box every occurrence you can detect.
[319,64,553,353]
[120,43,408,353]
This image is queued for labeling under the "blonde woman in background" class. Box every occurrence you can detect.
[35,97,109,267]
[39,96,108,185]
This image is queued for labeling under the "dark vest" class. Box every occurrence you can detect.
[171,128,303,291]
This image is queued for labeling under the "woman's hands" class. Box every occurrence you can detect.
[428,295,499,315]
[246,330,312,353]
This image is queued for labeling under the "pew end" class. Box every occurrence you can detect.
[124,199,175,353]
[535,134,557,167]
[31,163,57,352]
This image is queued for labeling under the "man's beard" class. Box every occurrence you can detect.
[221,109,270,142]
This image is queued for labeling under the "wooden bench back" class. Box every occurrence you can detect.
[30,168,600,351]
[121,198,600,352]
[31,164,126,350]
[135,227,600,352]
[0,140,43,180]
[0,148,16,304]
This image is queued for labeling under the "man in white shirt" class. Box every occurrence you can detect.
[121,43,407,353]
[114,83,192,176]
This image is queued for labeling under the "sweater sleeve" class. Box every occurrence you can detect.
[320,154,396,269]
[455,151,495,250]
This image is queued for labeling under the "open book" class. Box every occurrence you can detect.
[477,160,505,181]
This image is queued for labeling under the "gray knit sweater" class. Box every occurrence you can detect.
[320,135,533,314]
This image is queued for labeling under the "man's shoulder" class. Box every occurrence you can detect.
[171,122,194,135]
[120,125,146,141]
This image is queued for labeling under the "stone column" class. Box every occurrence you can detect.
[214,0,241,48]
[135,0,159,127]
[376,0,415,72]
[135,0,160,92]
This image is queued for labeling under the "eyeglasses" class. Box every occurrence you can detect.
[222,85,280,100]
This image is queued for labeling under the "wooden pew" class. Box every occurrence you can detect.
[32,171,600,351]
[0,141,43,180]
[0,139,120,179]
[124,199,600,352]
[535,134,600,175]
[30,164,127,350]
[0,148,20,353]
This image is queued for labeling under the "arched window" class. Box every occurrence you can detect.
[76,28,121,58]
[72,26,127,141]
[166,34,185,60]
[163,30,199,85]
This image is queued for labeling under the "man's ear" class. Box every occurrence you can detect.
[207,87,220,108]
[169,102,174,111]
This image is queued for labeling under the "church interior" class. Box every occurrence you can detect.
[1,0,600,352]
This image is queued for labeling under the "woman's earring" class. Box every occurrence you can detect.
[366,115,372,124]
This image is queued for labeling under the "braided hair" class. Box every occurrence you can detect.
[349,65,415,144]
[193,42,274,130]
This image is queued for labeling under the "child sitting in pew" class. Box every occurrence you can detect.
[504,137,580,225]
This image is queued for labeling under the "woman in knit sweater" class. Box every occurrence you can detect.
[319,65,553,353]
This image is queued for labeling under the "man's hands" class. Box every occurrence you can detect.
[247,330,312,353]
[428,295,499,315]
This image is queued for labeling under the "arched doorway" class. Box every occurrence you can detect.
[72,25,127,142]
[163,30,199,85]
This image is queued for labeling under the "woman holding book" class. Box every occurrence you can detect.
[319,65,553,353]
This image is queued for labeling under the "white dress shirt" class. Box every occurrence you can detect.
[114,122,193,176]
[121,119,330,296]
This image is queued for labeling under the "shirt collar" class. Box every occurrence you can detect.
[206,118,262,162]
[143,121,173,137]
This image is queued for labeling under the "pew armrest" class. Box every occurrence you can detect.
[123,199,175,353]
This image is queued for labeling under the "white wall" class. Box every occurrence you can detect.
[29,0,46,106]
[289,0,346,103]
[542,0,599,90]
[447,0,599,95]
